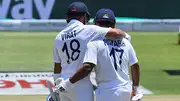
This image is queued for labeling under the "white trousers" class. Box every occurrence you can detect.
[95,86,131,101]
[59,79,94,101]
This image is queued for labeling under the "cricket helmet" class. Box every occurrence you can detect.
[94,8,116,24]
[66,2,91,23]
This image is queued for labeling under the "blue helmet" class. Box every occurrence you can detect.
[66,2,90,16]
[66,2,91,23]
[94,8,116,24]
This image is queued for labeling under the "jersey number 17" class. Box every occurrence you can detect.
[110,48,124,71]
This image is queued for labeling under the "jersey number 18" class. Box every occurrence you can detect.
[62,39,81,64]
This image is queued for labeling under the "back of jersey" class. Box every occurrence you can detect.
[92,38,137,88]
[53,20,110,79]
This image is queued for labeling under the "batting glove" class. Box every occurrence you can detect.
[54,77,64,86]
[131,86,143,101]
[54,78,73,94]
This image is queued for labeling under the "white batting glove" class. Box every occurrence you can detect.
[131,86,143,101]
[124,32,131,42]
[54,78,73,94]
[54,77,64,86]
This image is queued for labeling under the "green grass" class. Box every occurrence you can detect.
[0,32,180,95]
[0,32,58,71]
[130,32,180,95]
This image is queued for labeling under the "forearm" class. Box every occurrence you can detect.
[106,28,126,39]
[54,63,61,73]
[53,63,62,81]
[131,64,143,100]
[69,63,94,84]
[131,63,140,86]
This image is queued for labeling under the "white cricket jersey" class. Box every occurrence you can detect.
[53,19,111,79]
[83,38,138,88]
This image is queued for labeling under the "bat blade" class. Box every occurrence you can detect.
[46,81,59,101]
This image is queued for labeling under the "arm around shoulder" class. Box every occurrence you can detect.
[105,28,126,39]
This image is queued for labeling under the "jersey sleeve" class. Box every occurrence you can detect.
[95,25,111,38]
[128,42,138,66]
[83,42,98,65]
[53,40,61,63]
[88,25,111,39]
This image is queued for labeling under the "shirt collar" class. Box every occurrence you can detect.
[67,19,84,26]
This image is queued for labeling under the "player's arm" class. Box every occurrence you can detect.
[53,40,62,81]
[128,42,140,87]
[54,62,61,80]
[131,63,140,87]
[69,42,97,83]
[128,42,143,100]
[106,28,126,39]
[55,62,95,93]
[93,25,126,39]
[69,62,95,83]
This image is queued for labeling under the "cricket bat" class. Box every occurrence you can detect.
[46,81,59,101]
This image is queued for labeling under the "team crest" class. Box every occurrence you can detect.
[103,14,109,18]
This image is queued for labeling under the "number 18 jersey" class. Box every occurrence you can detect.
[53,20,110,78]
[83,38,138,88]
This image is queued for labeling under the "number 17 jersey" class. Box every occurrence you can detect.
[83,38,138,88]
